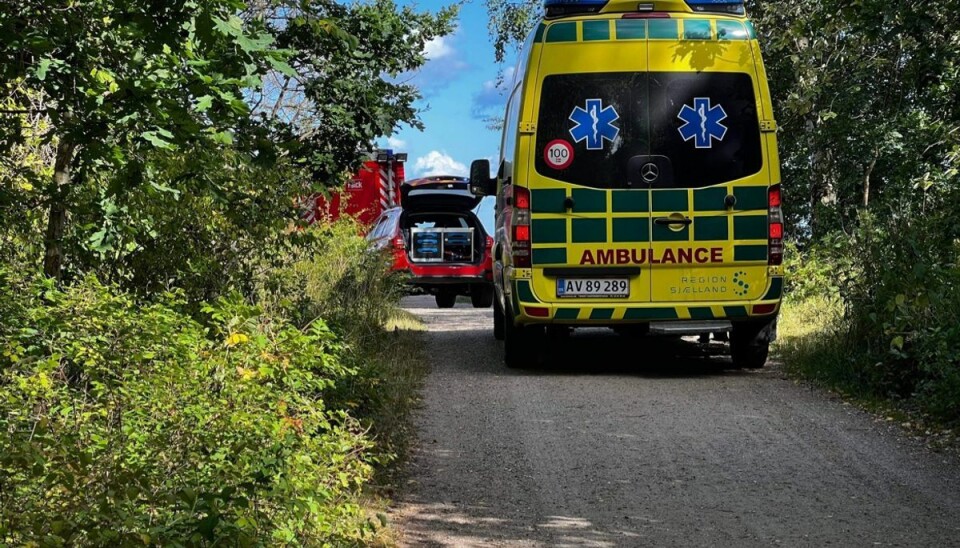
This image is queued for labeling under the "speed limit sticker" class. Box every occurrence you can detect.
[544,139,574,170]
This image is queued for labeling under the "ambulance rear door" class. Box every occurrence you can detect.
[645,17,771,310]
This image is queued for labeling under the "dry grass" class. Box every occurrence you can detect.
[773,295,865,391]
[358,307,429,547]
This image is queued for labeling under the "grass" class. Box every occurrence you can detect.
[358,308,428,547]
[774,295,958,451]
[385,308,426,332]
[773,295,863,390]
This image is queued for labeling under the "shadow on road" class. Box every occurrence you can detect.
[394,297,960,548]
[526,329,751,378]
[430,325,760,379]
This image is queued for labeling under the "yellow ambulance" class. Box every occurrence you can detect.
[469,0,784,368]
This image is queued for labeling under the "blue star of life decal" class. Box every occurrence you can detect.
[677,97,728,149]
[569,99,620,151]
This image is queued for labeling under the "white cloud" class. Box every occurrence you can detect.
[414,150,467,177]
[424,35,454,60]
[472,66,516,119]
[391,29,469,96]
[387,136,407,149]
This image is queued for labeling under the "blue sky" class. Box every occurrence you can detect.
[376,0,515,180]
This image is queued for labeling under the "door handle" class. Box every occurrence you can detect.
[654,217,692,226]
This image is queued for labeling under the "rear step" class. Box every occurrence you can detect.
[649,320,731,335]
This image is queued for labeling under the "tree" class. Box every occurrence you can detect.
[0,0,455,283]
[0,0,288,280]
[245,0,456,184]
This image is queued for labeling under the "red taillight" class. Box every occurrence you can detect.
[485,236,494,249]
[769,223,783,240]
[753,303,778,315]
[514,225,530,242]
[768,186,782,208]
[512,186,532,268]
[392,235,404,249]
[526,306,550,318]
[514,187,530,210]
[768,184,783,266]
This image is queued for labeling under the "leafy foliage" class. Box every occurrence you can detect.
[0,270,381,545]
[0,0,447,544]
[747,0,960,238]
[0,0,452,280]
[253,219,417,471]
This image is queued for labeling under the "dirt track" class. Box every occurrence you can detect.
[392,295,960,547]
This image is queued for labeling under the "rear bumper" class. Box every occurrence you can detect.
[505,276,783,327]
[408,275,491,286]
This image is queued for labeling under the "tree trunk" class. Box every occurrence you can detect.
[43,140,77,280]
[863,151,878,208]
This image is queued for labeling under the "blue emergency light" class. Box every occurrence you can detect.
[684,0,744,15]
[543,0,609,17]
[543,0,744,17]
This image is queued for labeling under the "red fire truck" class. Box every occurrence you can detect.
[302,149,408,229]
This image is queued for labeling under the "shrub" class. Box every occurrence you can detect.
[840,212,960,419]
[780,212,960,425]
[0,271,377,546]
[255,219,406,344]
[252,218,419,477]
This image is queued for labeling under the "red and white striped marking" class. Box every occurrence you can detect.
[379,165,390,210]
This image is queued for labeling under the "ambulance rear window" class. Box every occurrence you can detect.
[534,72,763,189]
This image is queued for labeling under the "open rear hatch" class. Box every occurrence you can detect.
[401,176,486,264]
[401,176,482,212]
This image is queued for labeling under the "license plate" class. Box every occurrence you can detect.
[556,278,629,298]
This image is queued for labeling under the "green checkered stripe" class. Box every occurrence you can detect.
[548,302,784,322]
[530,187,769,265]
[519,278,784,321]
[537,18,755,43]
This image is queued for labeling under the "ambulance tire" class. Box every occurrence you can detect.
[471,284,494,308]
[730,320,772,369]
[493,297,505,340]
[435,291,457,309]
[503,304,542,369]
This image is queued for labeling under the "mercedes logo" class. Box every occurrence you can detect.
[640,162,660,183]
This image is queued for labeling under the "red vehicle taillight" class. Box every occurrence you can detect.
[768,185,783,266]
[512,186,531,268]
[392,235,405,249]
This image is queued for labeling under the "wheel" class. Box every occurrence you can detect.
[730,320,772,369]
[471,285,494,308]
[493,295,505,340]
[435,291,457,308]
[503,303,542,369]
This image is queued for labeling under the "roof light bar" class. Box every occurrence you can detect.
[542,0,745,18]
[544,0,609,17]
[684,0,745,15]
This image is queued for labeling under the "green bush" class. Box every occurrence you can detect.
[0,270,378,546]
[780,212,960,424]
[841,213,960,419]
[255,219,406,343]
[253,219,419,477]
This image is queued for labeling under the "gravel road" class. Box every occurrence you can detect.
[391,295,960,547]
